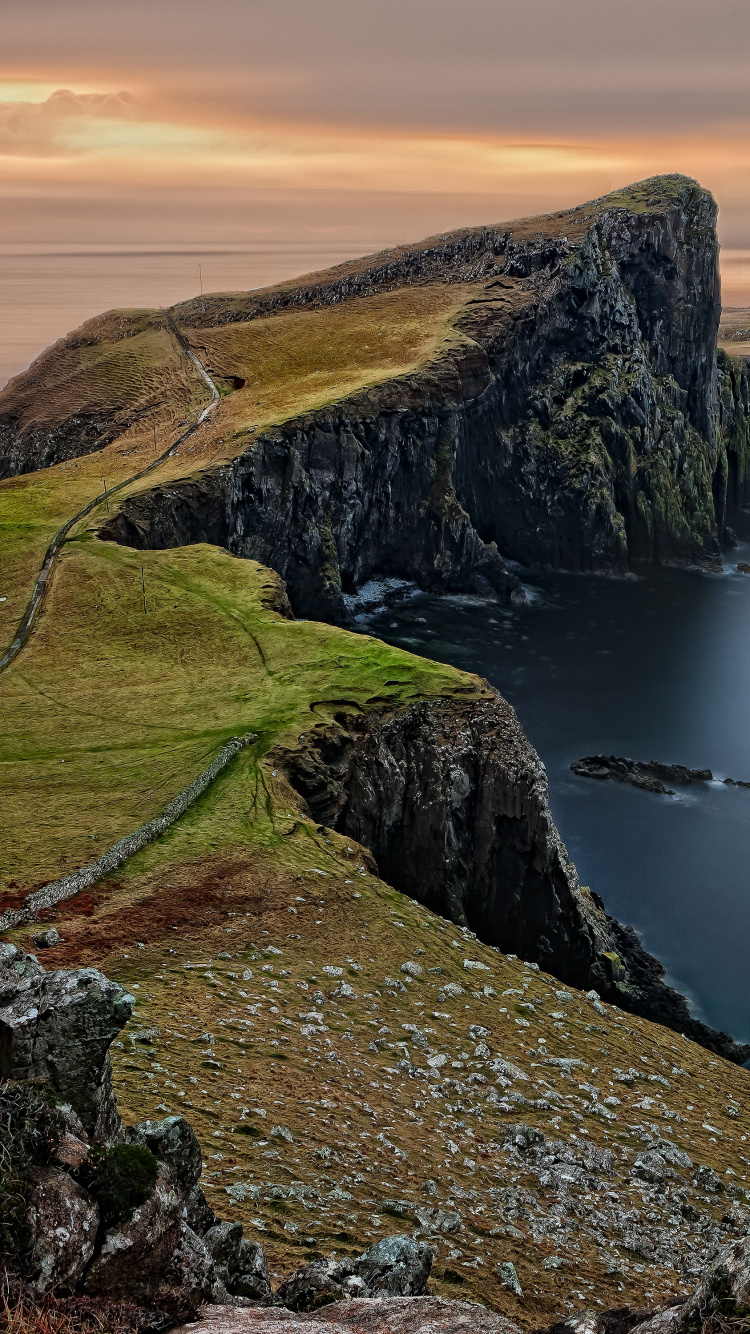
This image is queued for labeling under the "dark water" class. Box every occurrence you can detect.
[362,519,750,1046]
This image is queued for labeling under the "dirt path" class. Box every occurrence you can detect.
[0,313,220,674]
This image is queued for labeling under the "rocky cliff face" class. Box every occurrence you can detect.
[276,689,749,1063]
[718,348,750,509]
[98,175,747,620]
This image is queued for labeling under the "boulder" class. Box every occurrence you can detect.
[83,1171,214,1320]
[25,1165,100,1293]
[186,1181,218,1235]
[203,1220,243,1287]
[275,1257,347,1312]
[276,1236,433,1312]
[127,1115,203,1192]
[0,950,134,1143]
[351,1236,433,1298]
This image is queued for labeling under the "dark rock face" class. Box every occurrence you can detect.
[98,176,750,620]
[718,348,750,509]
[0,944,134,1142]
[278,691,750,1063]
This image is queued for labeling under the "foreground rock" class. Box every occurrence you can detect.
[173,1296,523,1334]
[0,945,267,1323]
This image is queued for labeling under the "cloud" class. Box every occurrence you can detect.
[0,89,141,157]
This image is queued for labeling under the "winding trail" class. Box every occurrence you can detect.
[0,312,220,675]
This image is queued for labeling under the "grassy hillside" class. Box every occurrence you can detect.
[0,538,473,902]
[10,839,750,1327]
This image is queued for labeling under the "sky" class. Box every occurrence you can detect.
[1,0,750,300]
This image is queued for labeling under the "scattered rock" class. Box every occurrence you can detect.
[498,1260,523,1296]
[33,928,61,949]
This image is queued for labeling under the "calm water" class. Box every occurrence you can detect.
[0,243,377,390]
[362,519,750,1046]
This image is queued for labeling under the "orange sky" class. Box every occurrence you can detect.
[2,0,750,300]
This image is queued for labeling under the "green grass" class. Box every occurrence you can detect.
[0,537,477,897]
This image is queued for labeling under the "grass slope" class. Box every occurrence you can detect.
[0,538,472,901]
[8,840,750,1327]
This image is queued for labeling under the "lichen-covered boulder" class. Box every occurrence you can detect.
[203,1220,243,1290]
[0,948,134,1143]
[351,1236,433,1297]
[25,1165,99,1293]
[185,1181,217,1235]
[83,1171,214,1320]
[276,1236,433,1312]
[275,1257,349,1312]
[126,1114,203,1191]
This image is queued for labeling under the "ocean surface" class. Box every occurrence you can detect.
[361,515,750,1048]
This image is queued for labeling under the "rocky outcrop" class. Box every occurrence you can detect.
[277,691,750,1062]
[0,942,134,1142]
[97,176,750,621]
[0,946,270,1323]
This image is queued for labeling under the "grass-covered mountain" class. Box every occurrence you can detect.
[1,175,749,1322]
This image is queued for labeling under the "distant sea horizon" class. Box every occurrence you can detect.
[1,242,749,392]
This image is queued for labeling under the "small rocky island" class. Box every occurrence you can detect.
[571,756,750,796]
